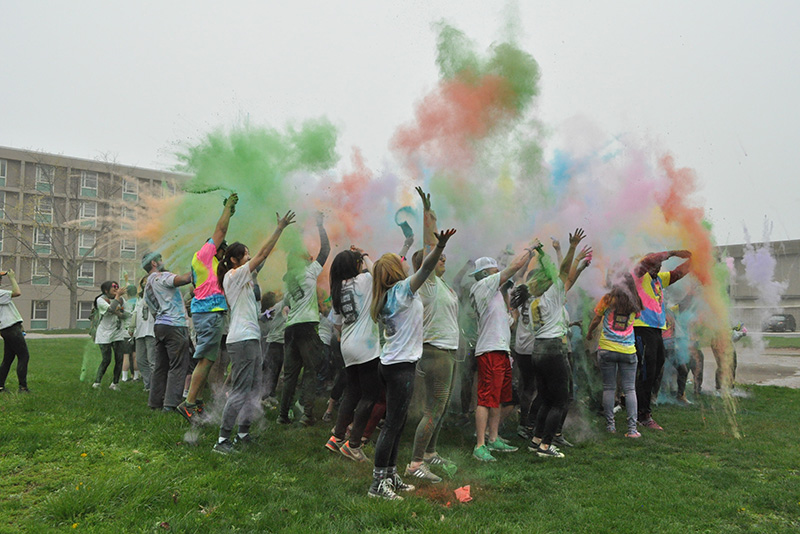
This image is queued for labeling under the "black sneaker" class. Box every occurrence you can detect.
[175,401,197,424]
[552,435,573,448]
[18,386,30,393]
[276,415,292,425]
[368,478,403,501]
[536,445,565,458]
[212,439,238,455]
[233,434,256,447]
[299,414,316,427]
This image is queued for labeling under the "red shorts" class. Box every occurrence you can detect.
[476,351,512,408]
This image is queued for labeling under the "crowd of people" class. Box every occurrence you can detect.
[73,188,722,501]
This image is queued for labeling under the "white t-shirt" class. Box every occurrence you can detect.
[95,296,125,344]
[514,294,536,355]
[331,272,380,367]
[133,296,155,338]
[263,303,287,344]
[470,272,512,355]
[145,271,187,327]
[224,262,260,344]
[419,275,459,350]
[285,261,324,326]
[319,311,335,346]
[379,279,423,365]
[530,279,568,339]
[0,290,23,330]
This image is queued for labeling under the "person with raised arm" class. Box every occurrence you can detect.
[278,212,330,427]
[367,227,456,501]
[0,270,31,393]
[176,193,238,423]
[631,249,692,430]
[213,211,296,454]
[91,280,127,391]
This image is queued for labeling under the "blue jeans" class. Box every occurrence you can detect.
[598,349,638,433]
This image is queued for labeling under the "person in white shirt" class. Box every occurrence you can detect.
[133,276,155,391]
[212,210,295,454]
[92,280,127,391]
[0,270,31,393]
[469,240,540,463]
[366,227,456,501]
[278,212,330,427]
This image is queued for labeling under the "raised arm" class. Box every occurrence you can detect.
[315,212,330,266]
[500,239,541,286]
[398,233,414,260]
[551,237,563,266]
[409,229,457,293]
[415,186,438,255]
[6,270,21,298]
[565,246,592,292]
[211,193,238,248]
[668,250,692,284]
[351,246,374,274]
[559,228,585,282]
[250,211,297,272]
[586,312,603,340]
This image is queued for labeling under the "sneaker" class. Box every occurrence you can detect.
[536,445,565,458]
[109,383,120,391]
[676,394,693,406]
[162,407,175,413]
[322,411,333,422]
[552,435,573,448]
[517,425,534,440]
[391,473,415,492]
[607,425,617,433]
[487,438,518,452]
[18,386,30,394]
[92,382,101,389]
[0,386,5,393]
[423,453,453,466]
[175,401,198,424]
[368,478,403,501]
[276,415,292,425]
[195,399,205,414]
[340,441,369,462]
[212,439,239,455]
[639,418,663,430]
[299,414,316,427]
[473,444,497,462]
[233,434,256,446]
[405,463,442,483]
[625,430,642,439]
[325,436,344,452]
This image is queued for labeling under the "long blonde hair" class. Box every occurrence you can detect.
[370,253,407,322]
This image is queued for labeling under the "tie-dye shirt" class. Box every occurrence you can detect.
[190,239,227,314]
[594,296,637,354]
[632,271,671,329]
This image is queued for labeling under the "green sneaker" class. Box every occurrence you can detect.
[487,438,518,452]
[473,444,497,462]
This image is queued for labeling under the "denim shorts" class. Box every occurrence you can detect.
[192,311,225,361]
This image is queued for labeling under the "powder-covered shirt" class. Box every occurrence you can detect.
[133,296,155,338]
[331,272,380,367]
[530,279,568,340]
[380,279,423,365]
[263,303,288,344]
[633,271,671,329]
[224,261,260,344]
[419,274,459,350]
[319,311,334,346]
[285,261,323,327]
[190,239,227,314]
[594,296,637,354]
[514,294,535,355]
[145,271,188,327]
[94,296,125,344]
[122,296,137,336]
[0,289,23,330]
[470,272,512,355]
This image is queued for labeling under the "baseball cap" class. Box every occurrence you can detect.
[471,257,499,276]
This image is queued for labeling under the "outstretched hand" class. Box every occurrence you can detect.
[435,228,457,248]
[672,249,692,259]
[350,245,366,256]
[277,210,297,229]
[415,186,432,211]
[569,228,586,247]
[551,237,561,251]
[529,238,543,253]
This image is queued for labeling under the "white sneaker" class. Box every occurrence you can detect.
[92,383,101,389]
[109,383,120,391]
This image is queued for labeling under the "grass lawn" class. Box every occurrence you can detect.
[1,339,799,533]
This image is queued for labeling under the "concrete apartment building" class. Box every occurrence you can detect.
[0,146,184,330]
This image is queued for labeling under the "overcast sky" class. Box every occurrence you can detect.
[2,1,798,246]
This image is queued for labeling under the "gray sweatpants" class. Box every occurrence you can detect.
[149,325,189,410]
[135,335,155,390]
[219,339,263,439]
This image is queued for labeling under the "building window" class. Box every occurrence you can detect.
[81,171,98,197]
[35,196,53,223]
[78,261,95,286]
[0,159,6,186]
[120,238,136,259]
[34,227,52,255]
[36,165,54,193]
[30,300,49,329]
[122,178,138,201]
[32,258,50,285]
[78,231,96,257]
[79,201,97,227]
[77,301,93,322]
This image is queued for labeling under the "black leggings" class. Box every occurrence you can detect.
[513,351,535,428]
[532,338,570,445]
[373,361,416,469]
[0,323,30,388]
[333,357,380,445]
[95,340,124,385]
[634,326,665,420]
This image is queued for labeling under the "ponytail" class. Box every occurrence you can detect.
[217,242,248,293]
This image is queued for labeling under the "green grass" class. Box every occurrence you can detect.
[2,339,800,533]
[764,336,800,349]
[27,328,89,335]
